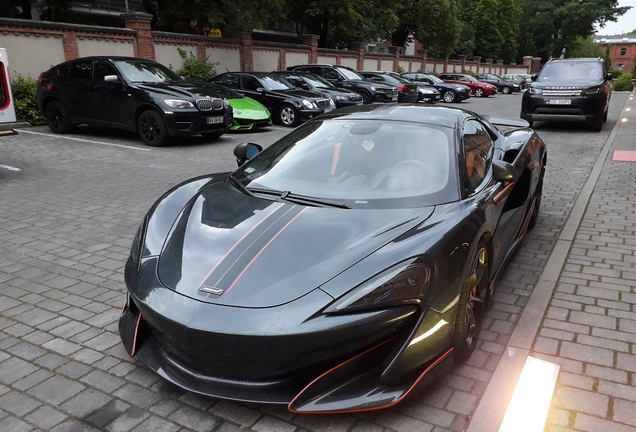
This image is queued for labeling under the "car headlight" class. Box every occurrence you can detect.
[528,86,543,95]
[336,95,347,101]
[584,86,601,95]
[163,99,194,109]
[233,110,243,115]
[370,86,377,91]
[419,87,437,94]
[513,84,520,88]
[223,98,230,108]
[302,99,316,109]
[325,261,433,313]
[130,216,149,270]
[329,98,336,108]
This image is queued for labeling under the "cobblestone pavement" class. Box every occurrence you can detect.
[0,93,632,432]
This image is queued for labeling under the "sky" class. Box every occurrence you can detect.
[595,0,636,35]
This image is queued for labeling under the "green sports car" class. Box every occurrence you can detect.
[205,83,272,130]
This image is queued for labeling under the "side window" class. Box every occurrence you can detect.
[463,120,493,193]
[243,76,261,91]
[68,60,92,82]
[620,48,627,56]
[217,74,239,88]
[93,61,118,82]
[457,76,470,82]
[323,68,342,81]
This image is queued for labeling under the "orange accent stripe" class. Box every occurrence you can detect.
[198,203,285,287]
[494,182,515,204]
[288,346,454,414]
[124,313,143,359]
[330,142,342,176]
[121,300,127,314]
[225,207,308,294]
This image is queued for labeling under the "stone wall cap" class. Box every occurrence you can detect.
[120,12,153,21]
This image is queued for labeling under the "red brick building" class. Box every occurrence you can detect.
[594,34,636,73]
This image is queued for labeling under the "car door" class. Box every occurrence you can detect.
[90,60,135,127]
[63,59,93,119]
[241,75,279,111]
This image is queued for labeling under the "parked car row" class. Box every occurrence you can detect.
[35,55,532,147]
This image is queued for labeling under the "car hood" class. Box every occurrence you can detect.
[227,97,269,119]
[134,82,227,99]
[156,182,433,308]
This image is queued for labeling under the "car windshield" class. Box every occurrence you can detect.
[233,119,458,208]
[113,60,181,83]
[538,62,604,82]
[300,74,333,88]
[387,73,412,84]
[425,74,443,83]
[259,75,295,90]
[204,83,243,98]
[337,67,365,80]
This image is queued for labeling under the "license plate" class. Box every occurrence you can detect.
[548,99,572,105]
[206,116,224,124]
[391,97,398,101]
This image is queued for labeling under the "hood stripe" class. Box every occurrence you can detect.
[225,207,308,294]
[198,202,285,288]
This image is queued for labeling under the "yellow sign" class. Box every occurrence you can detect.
[209,29,222,38]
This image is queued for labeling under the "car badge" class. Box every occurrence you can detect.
[200,285,224,296]
[362,140,375,151]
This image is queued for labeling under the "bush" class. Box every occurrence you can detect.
[397,65,406,75]
[463,69,476,76]
[612,72,634,91]
[11,74,46,125]
[176,48,219,81]
[608,68,623,79]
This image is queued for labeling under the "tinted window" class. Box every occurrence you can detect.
[323,68,343,81]
[463,120,493,193]
[233,119,458,208]
[93,61,118,82]
[113,60,180,83]
[0,64,6,108]
[538,61,604,82]
[243,76,261,91]
[69,60,92,81]
[216,73,240,88]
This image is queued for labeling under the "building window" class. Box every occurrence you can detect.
[618,64,624,70]
[620,48,627,56]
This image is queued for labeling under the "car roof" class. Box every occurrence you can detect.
[317,103,478,128]
[547,57,604,63]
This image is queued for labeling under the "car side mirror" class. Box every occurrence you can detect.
[234,142,263,166]
[492,160,517,182]
[301,83,310,90]
[606,73,613,80]
[256,87,266,93]
[104,75,120,83]
[338,76,345,82]
[531,74,538,82]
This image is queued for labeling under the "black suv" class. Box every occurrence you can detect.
[521,58,612,131]
[36,56,233,146]
[287,64,398,104]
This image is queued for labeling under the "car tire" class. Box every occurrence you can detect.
[359,91,373,104]
[442,90,457,103]
[528,180,542,230]
[137,110,171,147]
[201,130,224,139]
[502,86,511,94]
[452,240,489,362]
[603,108,608,123]
[589,115,603,132]
[278,103,300,127]
[474,88,485,98]
[44,101,75,134]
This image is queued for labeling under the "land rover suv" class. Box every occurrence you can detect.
[521,58,612,131]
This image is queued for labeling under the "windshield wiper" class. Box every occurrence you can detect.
[248,187,350,209]
[226,174,255,197]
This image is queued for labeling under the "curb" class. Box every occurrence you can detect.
[466,93,631,432]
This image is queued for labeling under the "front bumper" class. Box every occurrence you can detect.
[164,108,232,137]
[119,256,455,412]
[372,92,399,103]
[521,93,605,123]
[299,108,329,122]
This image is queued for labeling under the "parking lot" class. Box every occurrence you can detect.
[0,91,633,432]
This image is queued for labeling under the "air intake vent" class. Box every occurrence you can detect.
[543,89,581,96]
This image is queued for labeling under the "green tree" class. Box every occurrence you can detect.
[176,48,218,81]
[521,0,630,60]
[472,0,504,60]
[0,0,31,19]
[390,0,463,56]
[497,0,522,63]
[567,36,609,59]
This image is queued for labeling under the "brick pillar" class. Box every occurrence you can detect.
[232,28,253,71]
[443,55,449,73]
[349,42,366,71]
[62,31,79,60]
[485,58,493,73]
[458,54,467,73]
[302,34,319,64]
[388,46,400,72]
[122,13,155,60]
[496,59,504,74]
[197,42,206,59]
[279,48,286,70]
[533,57,542,74]
[523,56,533,73]
[473,56,481,74]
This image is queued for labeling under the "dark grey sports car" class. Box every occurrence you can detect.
[119,104,547,413]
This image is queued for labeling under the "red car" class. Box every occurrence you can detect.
[437,73,498,97]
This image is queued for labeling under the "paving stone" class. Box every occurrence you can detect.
[0,357,39,385]
[24,405,68,430]
[27,375,85,406]
[445,390,478,416]
[251,415,298,432]
[375,411,434,432]
[560,341,614,366]
[12,370,55,392]
[554,386,608,417]
[168,405,220,431]
[0,415,34,432]
[613,399,636,426]
[0,391,42,416]
[84,399,130,430]
[211,400,261,427]
[113,384,162,409]
[574,413,636,432]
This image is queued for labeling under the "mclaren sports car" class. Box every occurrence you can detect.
[119,104,547,413]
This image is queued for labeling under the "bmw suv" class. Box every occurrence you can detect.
[521,58,612,131]
[36,56,233,146]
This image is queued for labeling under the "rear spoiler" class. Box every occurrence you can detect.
[484,116,530,129]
